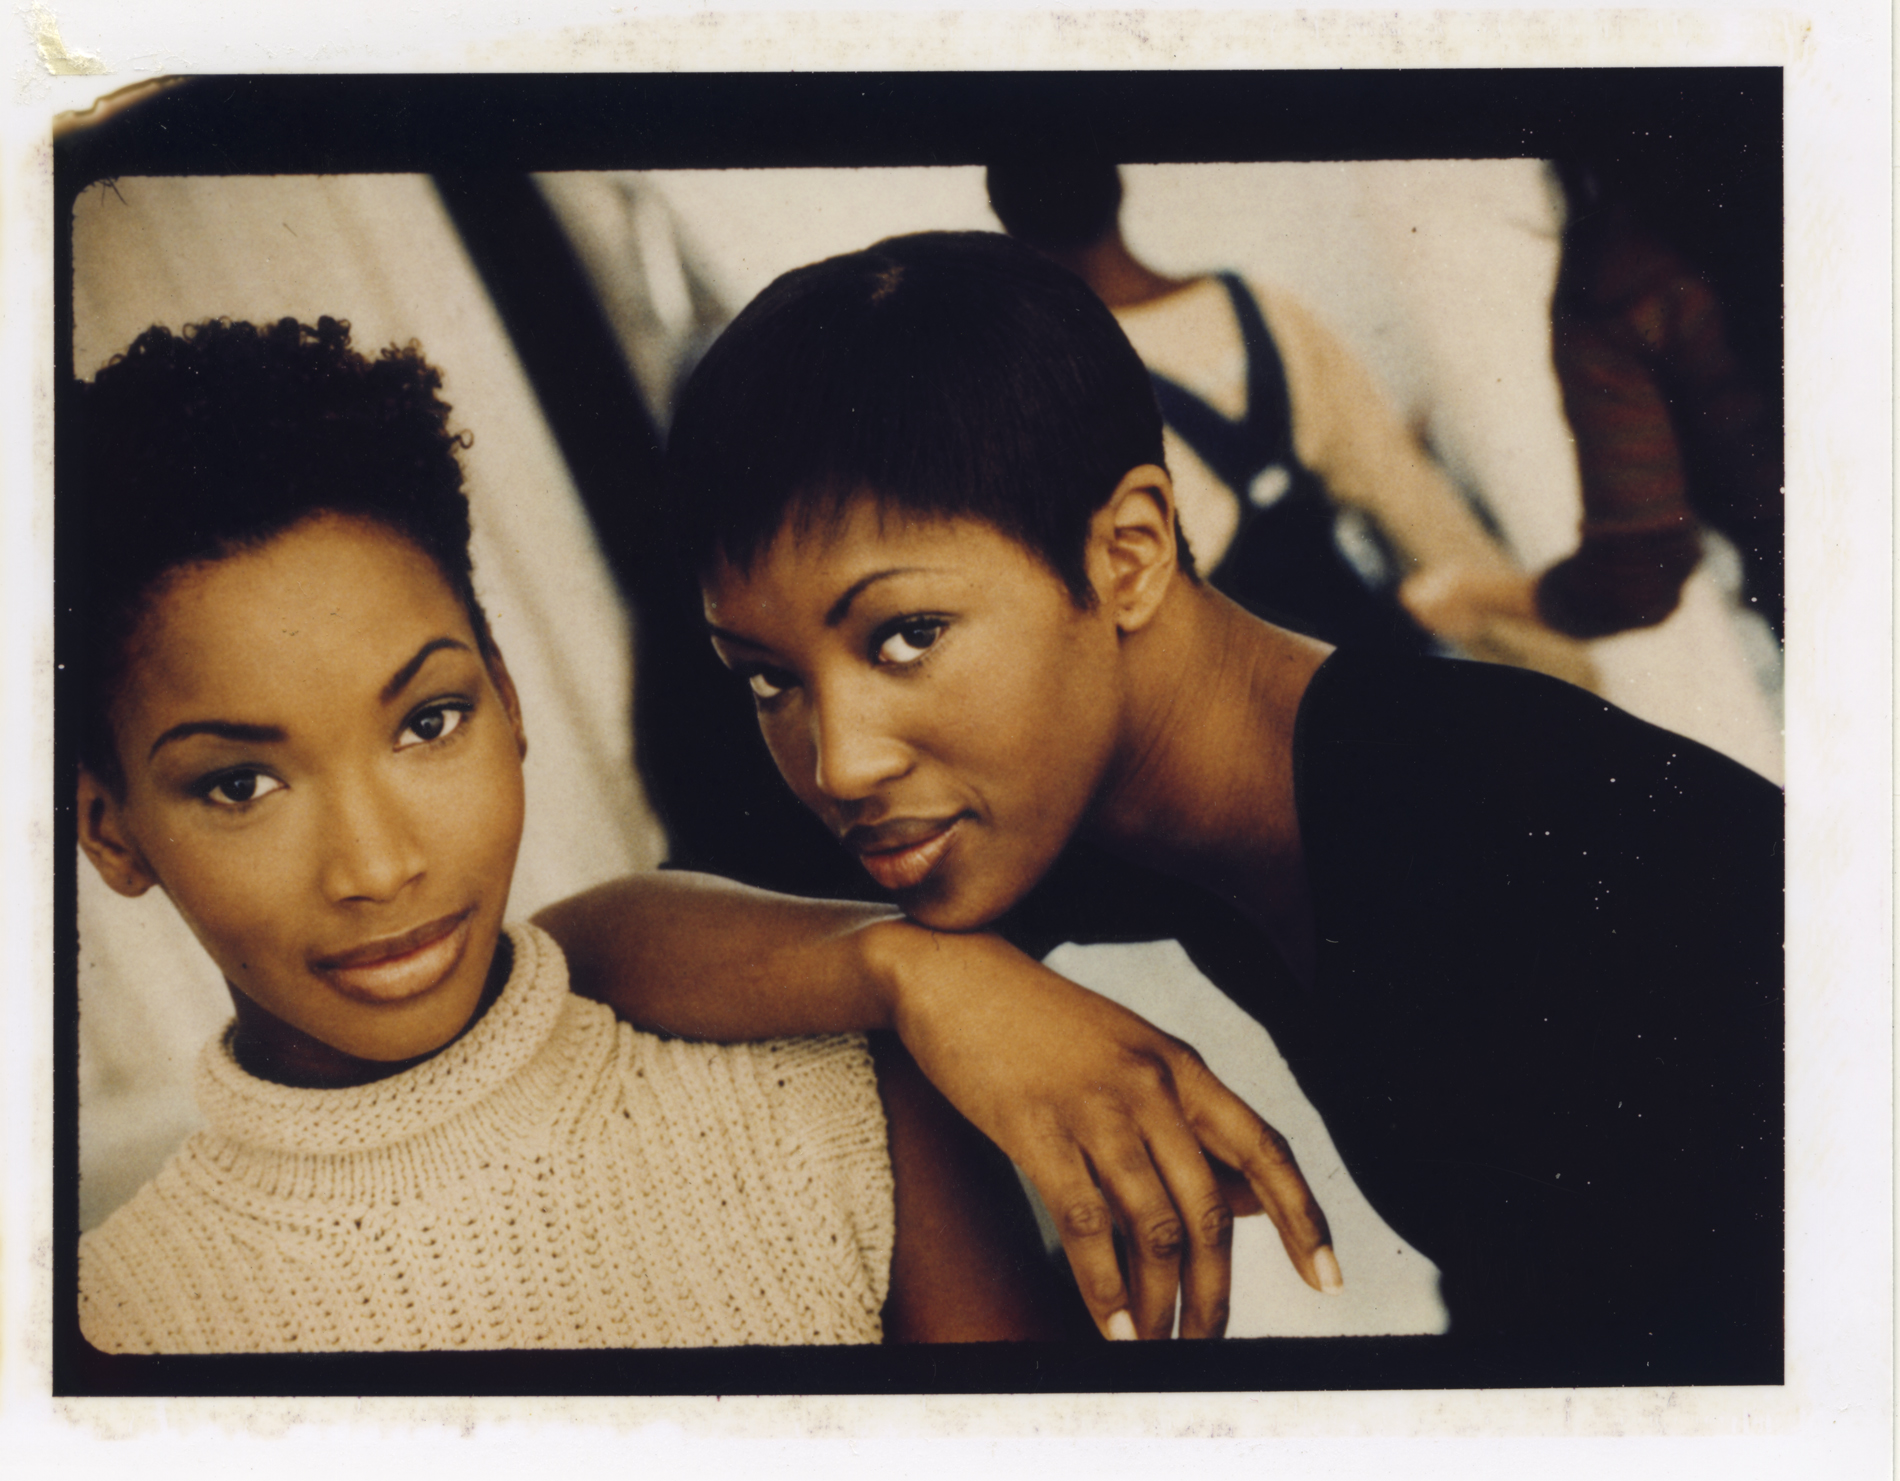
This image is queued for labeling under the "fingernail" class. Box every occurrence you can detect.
[1106,1310,1137,1342]
[1314,1246,1345,1295]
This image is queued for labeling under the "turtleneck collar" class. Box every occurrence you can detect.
[193,922,568,1158]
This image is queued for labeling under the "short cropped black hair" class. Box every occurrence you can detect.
[661,231,1172,602]
[67,316,488,793]
[985,156,1124,252]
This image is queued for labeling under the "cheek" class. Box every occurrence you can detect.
[975,618,1117,773]
[759,709,820,803]
[426,735,528,882]
[149,835,308,982]
[478,774,527,880]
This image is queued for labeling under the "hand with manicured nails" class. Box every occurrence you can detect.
[875,927,1343,1340]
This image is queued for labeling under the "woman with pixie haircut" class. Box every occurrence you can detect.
[565,232,1783,1375]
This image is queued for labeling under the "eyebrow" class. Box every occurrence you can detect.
[147,720,287,761]
[705,568,943,650]
[824,569,927,627]
[379,636,473,704]
[145,637,475,761]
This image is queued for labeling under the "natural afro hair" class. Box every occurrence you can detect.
[65,316,488,792]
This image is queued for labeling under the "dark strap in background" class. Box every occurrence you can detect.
[1147,273,1298,496]
[1148,276,1432,654]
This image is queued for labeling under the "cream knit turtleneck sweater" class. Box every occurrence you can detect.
[79,923,894,1353]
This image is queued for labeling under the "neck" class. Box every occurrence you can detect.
[1040,230,1197,310]
[228,934,514,1089]
[1088,580,1331,987]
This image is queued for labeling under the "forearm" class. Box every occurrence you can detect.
[537,870,1063,1044]
[534,871,914,1039]
[1315,416,1508,577]
[1273,286,1510,575]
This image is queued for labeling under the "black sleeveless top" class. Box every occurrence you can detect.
[1004,650,1783,1381]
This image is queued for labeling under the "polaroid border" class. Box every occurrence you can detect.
[52,68,1783,1399]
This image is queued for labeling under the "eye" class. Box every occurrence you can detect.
[199,769,284,807]
[398,701,471,749]
[874,619,944,667]
[747,667,796,702]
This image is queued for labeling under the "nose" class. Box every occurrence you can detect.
[810,683,913,804]
[317,769,427,905]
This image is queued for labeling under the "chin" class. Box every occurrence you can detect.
[896,898,989,934]
[892,869,1027,935]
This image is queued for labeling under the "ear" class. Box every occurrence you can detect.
[485,643,529,762]
[1085,464,1179,634]
[76,769,158,898]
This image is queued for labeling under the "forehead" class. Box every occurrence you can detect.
[702,498,1051,619]
[118,515,473,729]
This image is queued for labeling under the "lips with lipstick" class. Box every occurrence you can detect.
[312,907,475,1004]
[842,815,969,893]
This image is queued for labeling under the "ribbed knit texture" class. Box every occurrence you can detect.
[79,923,894,1353]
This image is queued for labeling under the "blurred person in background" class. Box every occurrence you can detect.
[985,152,1596,693]
[1398,153,1784,653]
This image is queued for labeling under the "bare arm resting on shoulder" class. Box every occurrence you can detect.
[535,872,1341,1342]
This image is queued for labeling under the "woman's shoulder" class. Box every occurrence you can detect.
[530,912,891,1242]
[78,1134,234,1353]
[1301,646,1612,732]
[518,920,888,1161]
[1294,649,1783,915]
[1299,648,1777,794]
[609,1026,886,1160]
[594,1028,894,1325]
